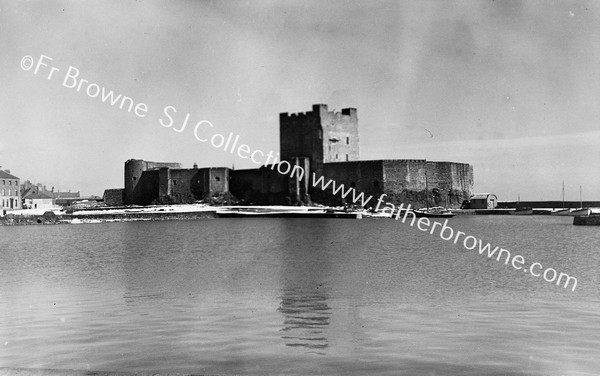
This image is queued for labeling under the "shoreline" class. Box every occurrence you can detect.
[2,204,599,226]
[0,204,219,226]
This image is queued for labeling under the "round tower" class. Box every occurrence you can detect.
[124,159,147,204]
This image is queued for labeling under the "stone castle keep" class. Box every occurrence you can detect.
[106,104,473,208]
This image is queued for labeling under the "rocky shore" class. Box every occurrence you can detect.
[0,207,217,226]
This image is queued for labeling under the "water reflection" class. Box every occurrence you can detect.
[3,218,600,374]
[278,288,331,354]
[274,220,337,355]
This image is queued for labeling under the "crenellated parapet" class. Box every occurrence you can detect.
[280,104,360,178]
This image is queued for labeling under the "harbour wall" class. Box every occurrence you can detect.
[498,201,600,209]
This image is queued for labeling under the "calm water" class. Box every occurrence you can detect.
[1,216,599,375]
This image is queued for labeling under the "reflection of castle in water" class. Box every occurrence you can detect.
[278,288,331,354]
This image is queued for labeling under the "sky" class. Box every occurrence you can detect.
[1,0,599,201]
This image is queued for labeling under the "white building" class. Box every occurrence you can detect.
[23,192,54,210]
[469,193,498,209]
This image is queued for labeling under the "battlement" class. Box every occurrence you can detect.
[145,161,182,170]
[356,159,426,163]
[279,111,310,119]
[341,108,357,117]
[279,104,357,120]
[280,103,360,167]
[125,159,181,170]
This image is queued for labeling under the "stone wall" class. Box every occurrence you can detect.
[168,168,203,202]
[381,160,472,208]
[153,167,231,203]
[102,189,124,206]
[132,169,160,205]
[230,167,289,204]
[158,167,171,198]
[321,161,384,205]
[208,168,230,194]
[316,159,473,208]
[498,200,600,209]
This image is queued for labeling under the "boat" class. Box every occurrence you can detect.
[551,208,571,216]
[510,207,533,215]
[367,210,395,218]
[570,208,590,216]
[570,185,590,216]
[552,181,570,215]
[550,208,589,216]
[413,206,456,218]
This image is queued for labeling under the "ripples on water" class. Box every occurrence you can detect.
[279,289,331,354]
[1,216,599,375]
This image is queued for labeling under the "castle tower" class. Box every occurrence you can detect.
[279,104,359,175]
[124,159,147,204]
[124,159,182,205]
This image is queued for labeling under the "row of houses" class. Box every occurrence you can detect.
[1,168,82,212]
[21,184,82,209]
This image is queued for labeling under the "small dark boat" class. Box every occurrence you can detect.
[510,207,533,215]
[570,208,590,216]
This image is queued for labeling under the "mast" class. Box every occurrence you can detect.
[425,170,429,211]
[580,185,582,208]
[562,180,565,209]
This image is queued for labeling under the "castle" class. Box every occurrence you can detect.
[104,104,473,208]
